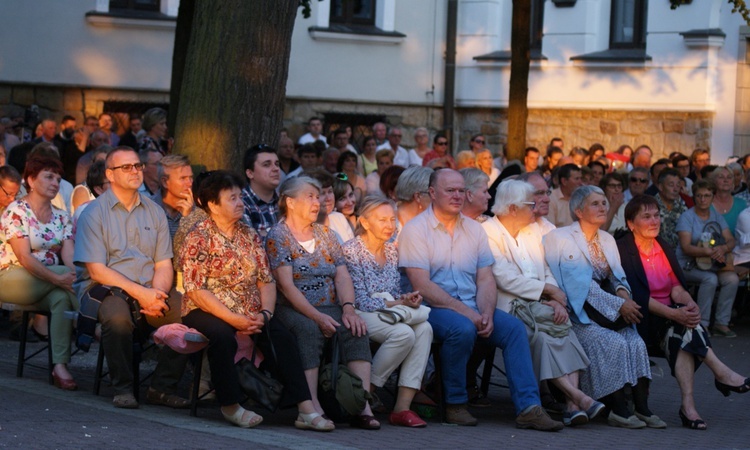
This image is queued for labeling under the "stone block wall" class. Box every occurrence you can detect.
[457,107,713,160]
[0,82,169,129]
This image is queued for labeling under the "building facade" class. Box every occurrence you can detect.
[0,0,746,162]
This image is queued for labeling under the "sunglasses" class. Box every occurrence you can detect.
[629,177,648,184]
[436,142,448,146]
[474,139,485,144]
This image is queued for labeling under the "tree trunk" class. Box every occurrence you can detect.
[507,0,531,162]
[168,0,195,136]
[172,1,299,170]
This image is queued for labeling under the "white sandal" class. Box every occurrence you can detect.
[295,412,335,432]
[222,406,263,428]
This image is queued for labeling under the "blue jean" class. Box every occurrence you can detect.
[429,307,540,415]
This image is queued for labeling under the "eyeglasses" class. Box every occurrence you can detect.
[521,201,536,209]
[335,172,349,181]
[474,139,485,145]
[0,183,17,198]
[629,177,648,184]
[606,183,623,190]
[436,142,448,146]
[694,193,713,199]
[108,163,146,173]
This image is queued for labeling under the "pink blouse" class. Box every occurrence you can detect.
[638,241,680,306]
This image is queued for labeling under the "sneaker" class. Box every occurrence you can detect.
[445,404,478,426]
[113,393,139,409]
[516,405,564,431]
[562,410,589,427]
[607,411,647,429]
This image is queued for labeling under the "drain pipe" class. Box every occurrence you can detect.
[443,0,458,154]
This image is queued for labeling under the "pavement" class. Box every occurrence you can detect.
[1,313,750,449]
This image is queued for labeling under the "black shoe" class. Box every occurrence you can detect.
[715,378,750,397]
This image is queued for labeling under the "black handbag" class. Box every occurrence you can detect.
[235,325,283,412]
[583,277,629,331]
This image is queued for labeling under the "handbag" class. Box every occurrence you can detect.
[318,331,370,422]
[510,299,571,344]
[235,324,283,412]
[583,279,629,331]
[377,304,431,325]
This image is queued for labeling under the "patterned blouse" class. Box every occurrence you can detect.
[656,193,687,250]
[265,221,345,307]
[179,217,274,317]
[0,199,73,270]
[343,237,401,312]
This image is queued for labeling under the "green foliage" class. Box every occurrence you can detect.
[299,0,322,19]
[670,0,750,25]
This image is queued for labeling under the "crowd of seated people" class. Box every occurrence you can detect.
[2,112,750,435]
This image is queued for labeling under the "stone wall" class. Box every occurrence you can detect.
[0,82,169,125]
[0,82,714,162]
[457,107,713,159]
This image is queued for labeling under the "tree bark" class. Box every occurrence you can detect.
[168,0,195,136]
[172,1,299,170]
[507,0,531,162]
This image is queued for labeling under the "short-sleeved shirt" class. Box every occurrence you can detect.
[398,205,494,310]
[265,221,345,307]
[343,237,400,312]
[675,206,729,267]
[0,199,73,270]
[73,188,173,300]
[179,217,274,317]
[151,192,183,240]
[241,185,279,237]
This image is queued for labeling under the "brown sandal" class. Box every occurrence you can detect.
[350,414,381,430]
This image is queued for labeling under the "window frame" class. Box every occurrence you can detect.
[109,0,160,12]
[609,0,648,50]
[330,0,376,26]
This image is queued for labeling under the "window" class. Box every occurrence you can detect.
[610,0,648,49]
[330,0,376,26]
[530,0,545,51]
[109,0,160,11]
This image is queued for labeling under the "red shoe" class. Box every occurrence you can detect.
[389,410,427,428]
[52,372,78,391]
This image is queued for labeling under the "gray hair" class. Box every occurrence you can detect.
[395,166,433,202]
[158,154,191,184]
[727,162,743,176]
[492,179,534,216]
[460,167,489,193]
[569,185,605,221]
[141,107,167,132]
[278,175,321,217]
[355,194,396,236]
[709,165,732,181]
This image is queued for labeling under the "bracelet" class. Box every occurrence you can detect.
[341,302,355,310]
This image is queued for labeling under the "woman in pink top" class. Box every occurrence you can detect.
[617,194,749,431]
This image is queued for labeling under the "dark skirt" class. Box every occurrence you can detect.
[654,315,711,376]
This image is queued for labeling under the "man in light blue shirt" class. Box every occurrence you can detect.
[399,169,562,431]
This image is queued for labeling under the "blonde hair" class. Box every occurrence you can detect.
[354,194,396,236]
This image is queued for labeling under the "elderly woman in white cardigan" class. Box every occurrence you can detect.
[481,179,600,427]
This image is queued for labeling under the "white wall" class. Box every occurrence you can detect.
[0,0,175,90]
[286,0,446,106]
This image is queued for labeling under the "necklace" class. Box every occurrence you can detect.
[636,241,658,271]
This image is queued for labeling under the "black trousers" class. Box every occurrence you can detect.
[183,309,311,408]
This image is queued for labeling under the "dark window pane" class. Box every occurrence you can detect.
[110,0,159,11]
[330,0,375,25]
[530,0,545,50]
[610,0,647,48]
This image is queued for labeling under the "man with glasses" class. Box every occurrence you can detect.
[689,149,711,182]
[624,167,650,203]
[422,133,456,169]
[654,168,687,249]
[74,146,188,409]
[518,172,555,236]
[377,126,409,167]
[399,169,562,430]
[671,153,694,196]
